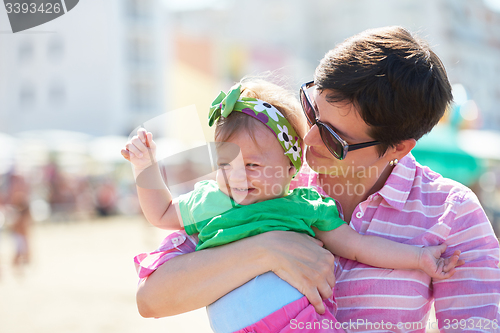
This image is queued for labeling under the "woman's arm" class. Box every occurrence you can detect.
[136,231,336,317]
[432,190,500,329]
[315,225,462,279]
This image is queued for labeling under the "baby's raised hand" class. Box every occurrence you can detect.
[121,129,156,172]
[419,243,465,280]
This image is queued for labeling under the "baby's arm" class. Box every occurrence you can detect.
[314,225,464,279]
[121,129,183,230]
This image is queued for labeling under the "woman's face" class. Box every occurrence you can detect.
[303,88,388,179]
[215,124,295,205]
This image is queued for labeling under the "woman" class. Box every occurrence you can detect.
[136,26,500,332]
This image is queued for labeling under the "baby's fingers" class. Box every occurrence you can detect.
[435,258,445,274]
[126,138,145,158]
[443,254,458,272]
[436,267,457,280]
[137,129,155,148]
[121,149,131,161]
[145,132,155,150]
[131,134,154,156]
[443,250,464,272]
[137,129,149,147]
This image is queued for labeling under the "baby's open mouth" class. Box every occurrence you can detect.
[231,187,255,193]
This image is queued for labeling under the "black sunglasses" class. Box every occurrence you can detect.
[300,81,381,160]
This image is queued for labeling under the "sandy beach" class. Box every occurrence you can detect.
[0,216,212,333]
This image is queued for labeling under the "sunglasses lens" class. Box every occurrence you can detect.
[318,124,343,159]
[300,89,316,125]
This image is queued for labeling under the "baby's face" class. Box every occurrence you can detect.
[216,125,295,205]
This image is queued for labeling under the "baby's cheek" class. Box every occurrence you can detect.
[261,180,287,199]
[215,172,228,191]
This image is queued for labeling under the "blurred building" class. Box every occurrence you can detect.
[166,0,500,131]
[294,0,500,130]
[0,0,166,136]
[439,0,500,130]
[1,0,498,135]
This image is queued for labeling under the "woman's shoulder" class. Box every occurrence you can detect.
[384,154,476,210]
[411,157,476,204]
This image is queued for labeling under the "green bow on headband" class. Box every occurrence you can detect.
[208,83,242,127]
[208,83,302,174]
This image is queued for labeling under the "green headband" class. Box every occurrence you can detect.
[208,83,302,173]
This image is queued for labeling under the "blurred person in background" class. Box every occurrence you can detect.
[2,171,32,273]
[10,190,31,270]
[94,179,117,217]
[0,187,4,278]
[45,161,77,222]
[134,26,500,332]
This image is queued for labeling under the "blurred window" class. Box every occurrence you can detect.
[48,81,66,105]
[128,35,153,64]
[129,79,155,112]
[19,83,35,107]
[127,0,153,19]
[18,40,34,63]
[47,36,64,61]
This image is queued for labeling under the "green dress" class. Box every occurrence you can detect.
[179,180,345,251]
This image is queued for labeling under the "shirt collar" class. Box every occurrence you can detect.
[377,153,417,211]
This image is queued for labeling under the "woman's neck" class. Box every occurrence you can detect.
[318,164,393,223]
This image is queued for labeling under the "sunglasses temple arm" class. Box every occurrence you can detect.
[347,141,381,152]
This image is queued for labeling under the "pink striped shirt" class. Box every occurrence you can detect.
[135,153,500,332]
[292,153,500,332]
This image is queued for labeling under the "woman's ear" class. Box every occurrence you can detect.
[397,138,417,157]
[386,138,417,162]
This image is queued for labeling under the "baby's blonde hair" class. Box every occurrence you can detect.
[214,78,306,145]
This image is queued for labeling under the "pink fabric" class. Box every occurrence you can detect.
[134,231,198,279]
[135,153,500,333]
[233,295,344,333]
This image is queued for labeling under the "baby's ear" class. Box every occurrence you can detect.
[288,165,297,177]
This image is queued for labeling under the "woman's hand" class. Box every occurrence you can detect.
[259,231,336,314]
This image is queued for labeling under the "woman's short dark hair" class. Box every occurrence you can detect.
[314,26,453,155]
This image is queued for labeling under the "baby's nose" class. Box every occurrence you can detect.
[229,166,247,182]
